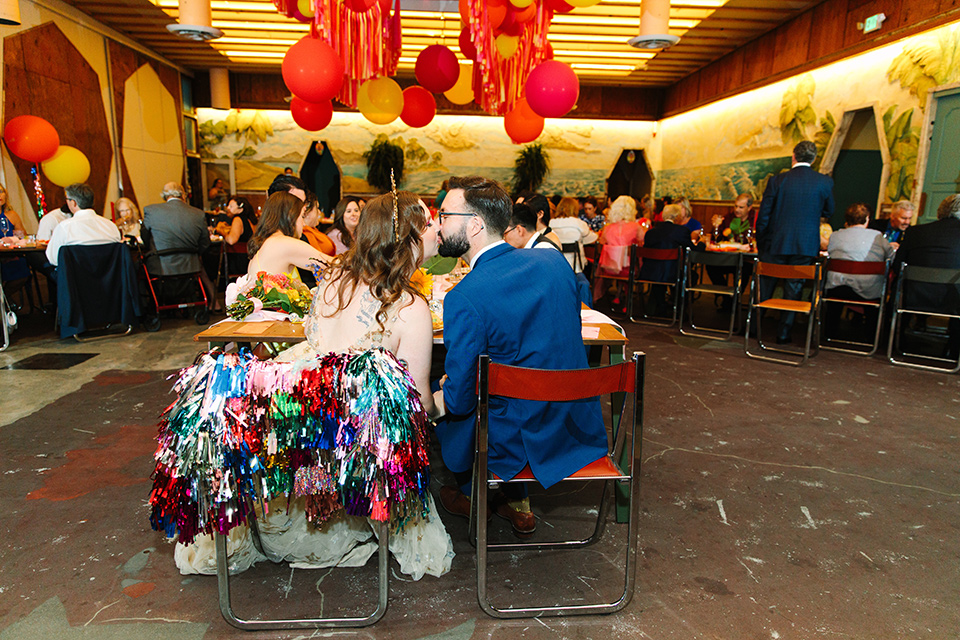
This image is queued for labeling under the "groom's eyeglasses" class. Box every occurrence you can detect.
[438,212,475,223]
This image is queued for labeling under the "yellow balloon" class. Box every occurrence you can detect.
[367,76,403,111]
[508,0,533,7]
[41,145,91,187]
[495,34,519,59]
[297,0,314,17]
[566,0,601,5]
[444,62,475,105]
[358,78,402,125]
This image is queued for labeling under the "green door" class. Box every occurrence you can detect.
[921,88,960,223]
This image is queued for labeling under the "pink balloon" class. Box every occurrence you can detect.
[415,45,460,94]
[282,36,344,103]
[400,86,437,128]
[3,115,60,163]
[459,26,477,61]
[525,60,579,118]
[291,97,333,131]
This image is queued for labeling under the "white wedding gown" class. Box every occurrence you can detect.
[174,294,454,580]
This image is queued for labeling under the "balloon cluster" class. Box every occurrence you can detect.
[2,116,92,196]
[283,36,344,132]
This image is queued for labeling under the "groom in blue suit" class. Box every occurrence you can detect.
[756,140,834,343]
[433,176,607,535]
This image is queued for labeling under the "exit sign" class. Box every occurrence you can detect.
[863,13,886,34]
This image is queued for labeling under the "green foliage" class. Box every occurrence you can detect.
[887,26,960,107]
[882,106,920,202]
[811,110,836,171]
[364,134,405,193]
[198,109,274,159]
[779,75,817,145]
[421,255,458,275]
[511,143,550,195]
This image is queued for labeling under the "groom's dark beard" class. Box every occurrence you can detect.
[438,226,470,258]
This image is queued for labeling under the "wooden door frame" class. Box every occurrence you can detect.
[914,81,960,218]
[819,102,890,216]
[604,148,656,199]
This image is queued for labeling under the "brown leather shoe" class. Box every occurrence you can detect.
[439,486,491,521]
[494,501,536,535]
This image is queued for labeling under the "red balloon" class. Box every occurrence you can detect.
[415,45,460,94]
[459,26,477,61]
[488,3,506,29]
[379,0,390,11]
[400,86,437,128]
[525,60,579,118]
[344,0,376,11]
[291,97,333,131]
[544,0,574,12]
[3,115,60,163]
[515,2,536,22]
[504,98,544,144]
[499,7,522,35]
[282,36,344,103]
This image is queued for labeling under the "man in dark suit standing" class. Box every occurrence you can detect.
[755,140,834,343]
[892,194,960,357]
[142,182,215,307]
[433,176,607,535]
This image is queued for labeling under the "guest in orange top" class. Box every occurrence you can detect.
[300,192,335,255]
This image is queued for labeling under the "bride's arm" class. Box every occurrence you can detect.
[395,297,439,419]
[283,236,332,268]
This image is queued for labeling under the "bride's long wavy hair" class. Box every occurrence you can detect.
[322,190,427,331]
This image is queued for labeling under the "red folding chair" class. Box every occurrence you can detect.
[472,352,645,618]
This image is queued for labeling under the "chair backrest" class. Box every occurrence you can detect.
[56,243,141,338]
[686,247,741,268]
[901,264,960,284]
[756,261,819,280]
[635,247,679,262]
[825,258,887,276]
[484,357,637,401]
[559,242,583,271]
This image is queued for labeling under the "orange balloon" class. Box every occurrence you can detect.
[459,0,470,22]
[504,98,543,144]
[488,3,506,29]
[515,2,536,22]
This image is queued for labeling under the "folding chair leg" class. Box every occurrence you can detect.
[887,310,960,373]
[215,521,389,630]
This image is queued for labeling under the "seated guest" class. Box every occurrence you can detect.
[0,184,30,285]
[37,203,71,242]
[434,176,608,535]
[676,196,703,243]
[593,195,647,302]
[45,183,121,268]
[267,174,307,200]
[869,199,914,249]
[30,202,72,301]
[115,197,142,240]
[300,193,335,255]
[710,193,755,242]
[551,196,597,272]
[247,191,330,278]
[824,203,894,336]
[328,196,362,254]
[517,192,562,248]
[218,196,257,247]
[579,196,604,233]
[502,202,554,250]
[142,182,218,310]
[207,178,227,209]
[640,203,695,315]
[892,194,960,358]
[639,194,656,223]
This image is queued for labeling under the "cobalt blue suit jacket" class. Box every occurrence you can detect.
[756,165,834,258]
[437,242,608,489]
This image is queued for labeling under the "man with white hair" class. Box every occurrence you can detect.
[869,200,914,249]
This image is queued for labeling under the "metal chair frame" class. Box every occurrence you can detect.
[471,352,644,619]
[138,246,209,326]
[215,493,389,630]
[626,246,684,326]
[819,258,890,356]
[0,281,14,351]
[887,262,960,373]
[679,248,745,340]
[744,261,822,366]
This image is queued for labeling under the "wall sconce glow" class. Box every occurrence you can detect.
[0,0,20,25]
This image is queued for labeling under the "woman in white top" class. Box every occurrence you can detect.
[550,197,597,273]
[246,191,331,278]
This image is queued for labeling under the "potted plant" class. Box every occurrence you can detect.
[364,134,405,192]
[511,142,550,195]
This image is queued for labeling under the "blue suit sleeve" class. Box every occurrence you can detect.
[442,289,487,419]
[756,175,777,242]
[821,176,835,219]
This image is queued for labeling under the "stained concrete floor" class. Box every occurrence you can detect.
[0,300,958,639]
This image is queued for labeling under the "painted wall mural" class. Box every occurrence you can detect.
[197,108,655,201]
[658,20,960,204]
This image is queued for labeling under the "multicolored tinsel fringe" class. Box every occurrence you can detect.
[148,347,431,545]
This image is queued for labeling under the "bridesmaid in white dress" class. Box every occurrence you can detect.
[176,190,453,580]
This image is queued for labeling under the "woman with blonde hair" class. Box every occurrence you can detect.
[550,196,597,273]
[593,195,648,303]
[115,197,142,239]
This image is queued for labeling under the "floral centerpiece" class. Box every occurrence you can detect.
[226,272,312,321]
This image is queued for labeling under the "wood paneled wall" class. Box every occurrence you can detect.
[192,71,664,121]
[663,0,960,117]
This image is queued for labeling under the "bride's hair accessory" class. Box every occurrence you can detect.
[391,168,399,242]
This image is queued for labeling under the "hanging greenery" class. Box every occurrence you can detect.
[511,143,550,195]
[364,134,405,193]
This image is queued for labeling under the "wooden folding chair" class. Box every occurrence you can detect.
[744,261,822,366]
[627,246,683,326]
[819,258,889,356]
[887,263,960,373]
[472,352,644,618]
[679,248,745,340]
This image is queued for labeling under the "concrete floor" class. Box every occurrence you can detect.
[0,301,958,639]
